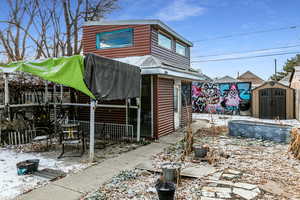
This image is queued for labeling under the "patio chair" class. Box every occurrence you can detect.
[57,123,85,159]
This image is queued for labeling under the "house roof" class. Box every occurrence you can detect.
[114,55,208,81]
[237,70,264,85]
[84,19,193,47]
[279,72,292,86]
[214,75,238,83]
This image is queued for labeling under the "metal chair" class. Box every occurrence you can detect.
[58,123,85,159]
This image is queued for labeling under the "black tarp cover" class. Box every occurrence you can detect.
[84,53,141,101]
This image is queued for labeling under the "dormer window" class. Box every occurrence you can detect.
[96,28,133,49]
[158,33,172,50]
[176,42,186,56]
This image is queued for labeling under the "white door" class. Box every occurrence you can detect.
[174,80,181,129]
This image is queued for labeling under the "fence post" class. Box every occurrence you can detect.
[125,98,128,137]
[136,97,141,142]
[89,99,96,162]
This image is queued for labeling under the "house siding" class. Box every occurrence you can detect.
[151,27,190,69]
[181,105,192,127]
[153,76,174,138]
[77,92,126,124]
[83,25,151,58]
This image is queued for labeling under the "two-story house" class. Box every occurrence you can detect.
[80,19,207,139]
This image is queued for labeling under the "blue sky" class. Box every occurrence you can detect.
[108,0,300,80]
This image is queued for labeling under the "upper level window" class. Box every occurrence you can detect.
[158,33,172,50]
[96,28,133,49]
[176,42,186,56]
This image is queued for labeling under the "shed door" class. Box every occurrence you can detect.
[259,88,286,119]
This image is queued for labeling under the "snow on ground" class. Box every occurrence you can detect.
[193,113,300,127]
[0,148,89,200]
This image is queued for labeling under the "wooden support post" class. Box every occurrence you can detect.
[89,99,96,162]
[44,81,48,103]
[53,84,57,134]
[60,85,63,103]
[4,73,10,119]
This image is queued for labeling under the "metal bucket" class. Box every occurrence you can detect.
[194,145,208,158]
[161,162,181,183]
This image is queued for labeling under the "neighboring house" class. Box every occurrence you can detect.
[214,75,238,83]
[279,72,292,87]
[80,19,207,139]
[237,71,264,88]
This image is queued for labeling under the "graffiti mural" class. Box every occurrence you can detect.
[192,82,251,115]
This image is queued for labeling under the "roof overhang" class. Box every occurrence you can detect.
[141,66,207,81]
[114,55,207,81]
[84,19,193,47]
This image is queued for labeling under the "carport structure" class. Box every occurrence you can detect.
[0,53,142,161]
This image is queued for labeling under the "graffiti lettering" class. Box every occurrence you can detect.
[192,82,251,115]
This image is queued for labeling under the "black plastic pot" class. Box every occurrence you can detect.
[194,145,208,158]
[156,181,176,200]
[16,159,40,175]
[27,159,40,171]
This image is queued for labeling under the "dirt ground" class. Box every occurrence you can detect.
[84,128,300,200]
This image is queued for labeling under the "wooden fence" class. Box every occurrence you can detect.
[0,130,36,145]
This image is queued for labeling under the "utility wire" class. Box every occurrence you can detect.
[191,51,300,63]
[192,25,299,43]
[192,44,300,58]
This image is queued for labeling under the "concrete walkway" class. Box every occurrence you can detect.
[16,130,185,200]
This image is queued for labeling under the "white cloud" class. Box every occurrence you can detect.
[155,0,206,22]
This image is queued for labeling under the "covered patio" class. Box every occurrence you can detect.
[0,53,142,161]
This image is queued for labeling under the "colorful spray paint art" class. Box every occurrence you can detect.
[192,82,251,115]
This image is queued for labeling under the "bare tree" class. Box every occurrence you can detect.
[0,0,119,62]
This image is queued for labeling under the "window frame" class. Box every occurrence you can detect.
[175,41,187,56]
[181,82,192,106]
[158,32,172,50]
[96,28,134,50]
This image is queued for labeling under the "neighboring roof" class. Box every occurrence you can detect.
[237,70,264,85]
[279,72,292,86]
[290,66,300,89]
[114,55,208,81]
[84,19,193,47]
[214,75,238,83]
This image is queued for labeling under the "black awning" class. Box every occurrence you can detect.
[84,53,141,101]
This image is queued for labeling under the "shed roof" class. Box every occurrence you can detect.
[252,81,292,91]
[84,19,193,47]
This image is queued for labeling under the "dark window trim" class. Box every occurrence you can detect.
[175,41,187,57]
[96,28,134,50]
[158,32,172,50]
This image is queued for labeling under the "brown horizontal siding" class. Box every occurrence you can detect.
[153,76,174,138]
[83,25,151,58]
[151,27,190,69]
[77,92,126,124]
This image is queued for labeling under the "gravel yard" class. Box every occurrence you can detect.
[84,128,300,200]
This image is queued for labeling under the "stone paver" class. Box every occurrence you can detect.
[202,186,231,193]
[234,182,257,190]
[233,188,260,200]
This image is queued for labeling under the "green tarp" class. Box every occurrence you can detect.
[0,55,95,99]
